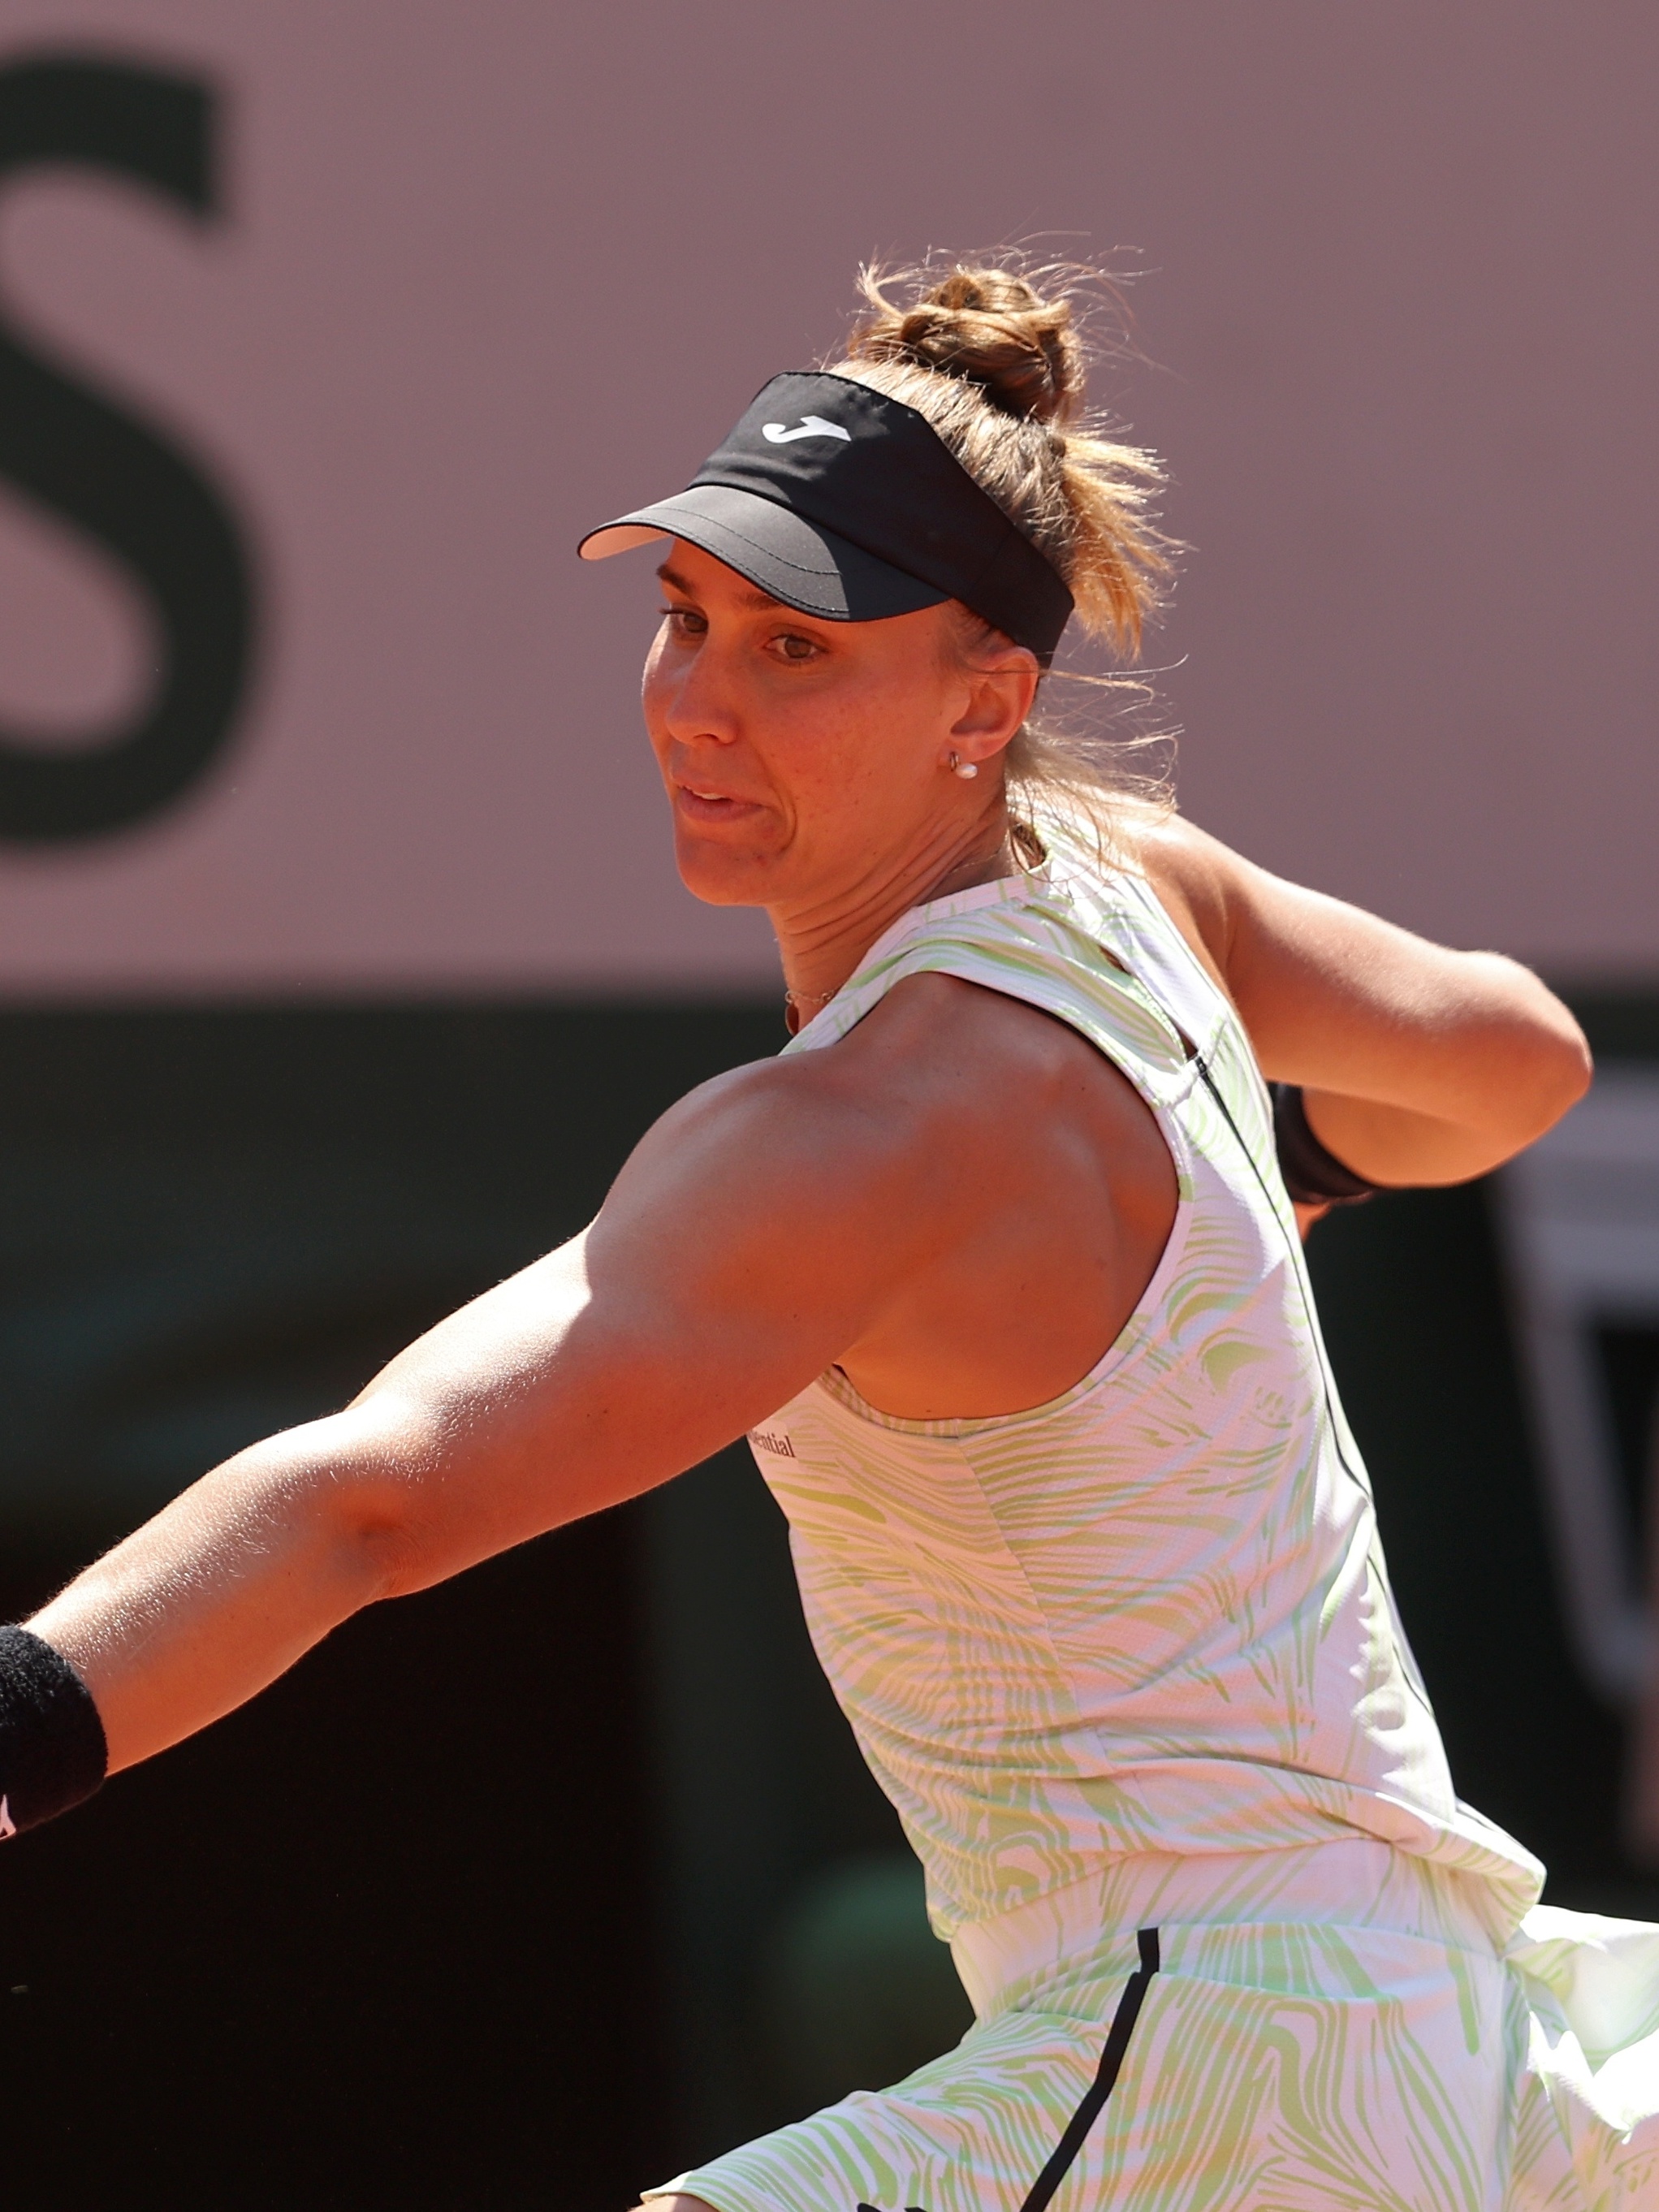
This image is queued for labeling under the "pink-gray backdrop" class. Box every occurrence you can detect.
[0,0,1653,993]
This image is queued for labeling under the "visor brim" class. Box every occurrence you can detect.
[578,484,948,624]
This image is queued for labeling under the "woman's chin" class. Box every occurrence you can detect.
[672,836,776,909]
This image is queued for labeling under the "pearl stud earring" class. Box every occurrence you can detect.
[948,751,979,780]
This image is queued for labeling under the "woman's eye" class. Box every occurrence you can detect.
[660,606,705,638]
[772,632,820,663]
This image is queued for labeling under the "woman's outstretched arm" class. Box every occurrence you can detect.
[1142,817,1592,1186]
[24,1045,949,1776]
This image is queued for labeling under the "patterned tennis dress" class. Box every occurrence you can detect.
[647,822,1659,2211]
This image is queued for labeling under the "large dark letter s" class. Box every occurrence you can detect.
[0,54,255,841]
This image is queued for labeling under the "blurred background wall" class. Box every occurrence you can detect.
[0,3,1653,2203]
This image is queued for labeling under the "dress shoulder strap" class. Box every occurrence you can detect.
[785,818,1232,1116]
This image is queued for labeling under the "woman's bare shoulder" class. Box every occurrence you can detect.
[1121,810,1248,996]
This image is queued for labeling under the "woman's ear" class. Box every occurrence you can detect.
[948,646,1040,771]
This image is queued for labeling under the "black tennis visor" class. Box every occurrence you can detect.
[578,371,1074,663]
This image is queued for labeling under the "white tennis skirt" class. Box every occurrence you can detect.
[645,1841,1659,2211]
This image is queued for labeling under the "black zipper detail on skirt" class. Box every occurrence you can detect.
[853,1930,1160,2212]
[1014,1925,1160,2212]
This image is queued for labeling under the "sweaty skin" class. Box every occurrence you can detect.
[25,548,1589,2212]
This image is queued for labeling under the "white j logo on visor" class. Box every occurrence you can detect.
[761,415,852,444]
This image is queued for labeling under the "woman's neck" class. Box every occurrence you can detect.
[772,802,1018,1029]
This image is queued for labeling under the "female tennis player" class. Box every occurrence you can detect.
[2,258,1654,2210]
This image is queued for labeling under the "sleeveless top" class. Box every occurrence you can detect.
[746,814,1545,1942]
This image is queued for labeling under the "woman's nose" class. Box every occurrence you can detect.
[659,644,737,745]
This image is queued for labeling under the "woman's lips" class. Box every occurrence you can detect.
[675,784,763,826]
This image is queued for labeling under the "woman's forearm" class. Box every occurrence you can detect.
[26,1410,408,1773]
[23,1237,637,1775]
[16,1194,852,1778]
[1300,1082,1557,1189]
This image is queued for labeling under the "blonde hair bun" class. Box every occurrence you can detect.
[852,265,1083,428]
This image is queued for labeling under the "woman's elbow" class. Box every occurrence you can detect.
[1555,1017,1595,1112]
[322,1389,522,1605]
[1504,983,1593,1145]
[270,1400,445,1608]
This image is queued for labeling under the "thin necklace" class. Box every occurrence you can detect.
[783,983,839,1035]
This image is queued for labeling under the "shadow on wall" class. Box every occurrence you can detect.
[759,1853,974,2118]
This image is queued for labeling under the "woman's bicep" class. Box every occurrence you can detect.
[352,1186,867,1583]
[270,1060,915,1570]
[1221,856,1588,1126]
[1216,858,1492,1087]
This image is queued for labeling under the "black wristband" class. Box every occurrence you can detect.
[0,1625,108,1841]
[1269,1082,1380,1207]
